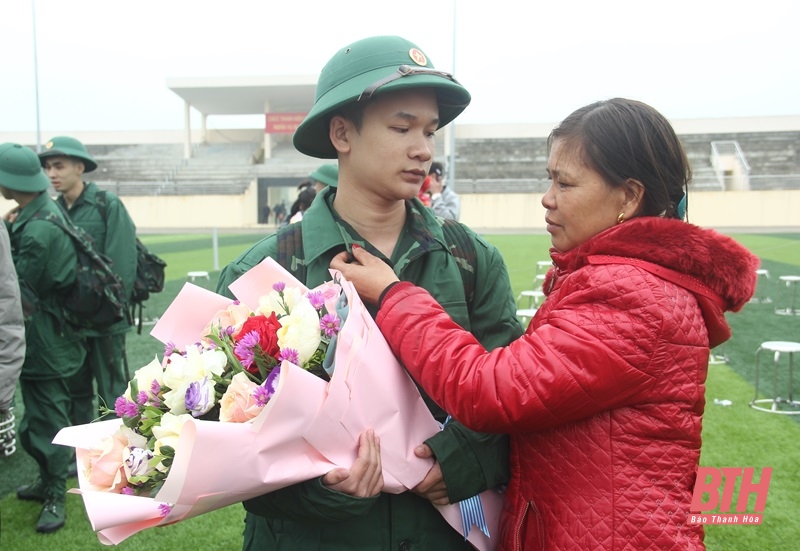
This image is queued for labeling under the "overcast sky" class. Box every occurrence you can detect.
[2,0,798,134]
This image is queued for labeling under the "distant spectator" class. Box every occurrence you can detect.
[309,163,339,192]
[273,202,286,225]
[428,162,460,220]
[260,202,271,224]
[288,179,314,224]
[288,187,316,224]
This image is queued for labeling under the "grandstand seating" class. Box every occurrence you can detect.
[80,130,799,196]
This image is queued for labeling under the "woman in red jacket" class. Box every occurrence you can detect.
[332,98,759,551]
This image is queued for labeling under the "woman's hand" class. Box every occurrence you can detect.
[330,245,400,306]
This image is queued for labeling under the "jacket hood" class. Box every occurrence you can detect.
[550,217,759,313]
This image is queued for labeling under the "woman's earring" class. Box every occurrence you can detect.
[617,212,625,224]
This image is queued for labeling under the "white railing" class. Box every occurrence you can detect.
[711,141,751,190]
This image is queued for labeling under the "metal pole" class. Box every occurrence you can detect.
[32,0,42,152]
[212,227,219,271]
[447,0,457,191]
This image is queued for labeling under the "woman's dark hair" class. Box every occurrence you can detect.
[297,188,317,211]
[548,98,691,219]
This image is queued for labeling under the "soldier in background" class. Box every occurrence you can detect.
[39,137,137,429]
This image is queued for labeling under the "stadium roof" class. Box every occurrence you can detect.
[166,75,317,115]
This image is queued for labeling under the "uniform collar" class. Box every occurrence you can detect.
[300,186,448,267]
[13,192,55,229]
[57,181,96,209]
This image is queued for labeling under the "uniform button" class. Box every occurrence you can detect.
[398,540,411,551]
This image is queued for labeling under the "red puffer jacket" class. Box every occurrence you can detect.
[376,218,759,551]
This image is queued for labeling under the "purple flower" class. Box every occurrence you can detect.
[125,447,155,477]
[265,365,281,395]
[185,378,215,417]
[278,348,299,365]
[150,379,161,396]
[272,281,286,293]
[114,396,140,418]
[136,390,148,406]
[307,290,325,310]
[234,330,260,368]
[164,341,178,357]
[158,503,173,517]
[121,486,134,495]
[320,313,341,337]
[252,386,271,407]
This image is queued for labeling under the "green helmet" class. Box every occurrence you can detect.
[0,143,51,193]
[38,136,97,173]
[309,163,339,188]
[293,35,471,159]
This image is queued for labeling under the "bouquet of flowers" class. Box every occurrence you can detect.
[54,258,501,549]
[91,278,341,499]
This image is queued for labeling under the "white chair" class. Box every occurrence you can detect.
[750,341,800,414]
[516,266,549,325]
[749,269,772,304]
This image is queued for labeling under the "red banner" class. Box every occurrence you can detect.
[265,112,307,134]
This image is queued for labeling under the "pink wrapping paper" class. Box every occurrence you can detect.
[53,258,501,549]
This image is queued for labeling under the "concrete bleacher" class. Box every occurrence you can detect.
[453,131,800,194]
[80,129,799,196]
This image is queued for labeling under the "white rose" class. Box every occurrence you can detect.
[152,412,191,456]
[163,346,223,388]
[256,287,303,317]
[277,299,322,366]
[125,356,164,401]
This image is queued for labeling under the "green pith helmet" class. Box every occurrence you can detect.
[309,163,339,188]
[293,35,471,159]
[0,143,51,193]
[38,136,97,173]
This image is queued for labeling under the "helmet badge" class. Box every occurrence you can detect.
[408,48,428,67]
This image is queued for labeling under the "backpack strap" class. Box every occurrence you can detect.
[276,223,307,282]
[95,189,108,222]
[440,218,477,305]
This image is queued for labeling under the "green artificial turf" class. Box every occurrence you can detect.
[1,230,798,549]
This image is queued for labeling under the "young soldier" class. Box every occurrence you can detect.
[217,36,523,550]
[38,137,137,427]
[0,143,86,533]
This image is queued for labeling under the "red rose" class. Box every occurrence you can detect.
[237,313,282,359]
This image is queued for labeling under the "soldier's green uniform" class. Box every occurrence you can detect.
[217,189,523,549]
[40,137,138,424]
[0,142,85,533]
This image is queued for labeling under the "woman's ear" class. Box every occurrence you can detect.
[622,178,645,217]
[329,116,352,154]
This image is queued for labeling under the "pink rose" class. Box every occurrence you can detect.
[219,372,263,423]
[201,302,252,341]
[84,426,143,493]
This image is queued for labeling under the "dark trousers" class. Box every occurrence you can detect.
[19,377,72,498]
[67,333,129,424]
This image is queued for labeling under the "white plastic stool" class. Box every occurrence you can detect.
[775,275,800,315]
[749,269,771,304]
[516,307,537,325]
[750,341,800,414]
[187,270,210,282]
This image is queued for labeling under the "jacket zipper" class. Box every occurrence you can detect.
[515,501,531,551]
